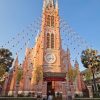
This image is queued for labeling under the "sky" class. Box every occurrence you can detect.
[0,0,100,71]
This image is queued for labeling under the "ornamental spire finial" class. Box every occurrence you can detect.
[43,0,54,8]
[56,0,58,9]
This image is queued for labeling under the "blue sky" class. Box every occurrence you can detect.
[0,0,100,71]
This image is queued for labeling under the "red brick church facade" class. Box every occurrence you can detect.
[3,0,86,97]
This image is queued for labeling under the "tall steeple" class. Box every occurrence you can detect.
[43,0,57,10]
[38,0,61,72]
[46,0,54,6]
[55,0,58,9]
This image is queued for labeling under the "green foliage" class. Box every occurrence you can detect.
[34,65,43,84]
[81,48,100,69]
[17,67,23,84]
[0,48,13,84]
[85,68,92,81]
[81,48,100,94]
[0,65,5,78]
[73,68,78,80]
[0,48,14,70]
[67,67,78,81]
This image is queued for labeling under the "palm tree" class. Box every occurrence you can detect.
[81,48,100,96]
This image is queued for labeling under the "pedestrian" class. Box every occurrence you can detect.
[0,85,2,96]
[48,91,53,100]
[48,94,53,100]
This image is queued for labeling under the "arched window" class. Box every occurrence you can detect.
[51,16,54,27]
[47,15,50,26]
[51,33,54,48]
[47,33,50,48]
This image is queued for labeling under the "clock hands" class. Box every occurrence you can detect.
[48,57,54,61]
[45,53,56,63]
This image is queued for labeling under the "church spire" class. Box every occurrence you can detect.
[47,0,54,6]
[74,60,79,69]
[43,0,46,11]
[55,0,58,9]
[43,0,55,9]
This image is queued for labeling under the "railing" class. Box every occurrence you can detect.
[0,97,37,100]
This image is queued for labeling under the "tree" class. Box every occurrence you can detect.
[66,67,78,98]
[67,67,78,84]
[81,48,100,69]
[83,69,92,86]
[85,69,92,81]
[0,48,13,84]
[33,65,43,93]
[16,67,23,84]
[81,48,100,96]
[16,66,23,96]
[34,65,43,85]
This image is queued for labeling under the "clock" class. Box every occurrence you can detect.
[45,53,56,63]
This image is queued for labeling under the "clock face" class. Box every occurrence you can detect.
[45,53,56,64]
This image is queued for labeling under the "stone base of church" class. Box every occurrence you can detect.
[6,80,80,98]
[32,81,67,97]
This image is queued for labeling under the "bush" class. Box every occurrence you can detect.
[93,92,100,98]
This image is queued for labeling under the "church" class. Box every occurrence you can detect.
[2,0,86,98]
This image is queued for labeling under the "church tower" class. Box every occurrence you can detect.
[41,0,61,72]
[31,0,66,96]
[31,0,62,80]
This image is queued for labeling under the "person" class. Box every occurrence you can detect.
[0,85,2,96]
[48,94,53,100]
[48,91,53,100]
[68,95,72,100]
[55,92,62,100]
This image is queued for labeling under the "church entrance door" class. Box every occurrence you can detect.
[47,81,54,97]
